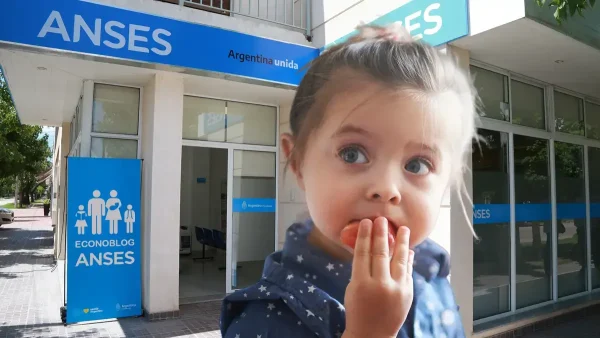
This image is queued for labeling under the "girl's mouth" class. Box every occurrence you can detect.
[340,218,399,250]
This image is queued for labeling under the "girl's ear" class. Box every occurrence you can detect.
[281,133,305,190]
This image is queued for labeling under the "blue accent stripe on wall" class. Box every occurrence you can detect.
[473,203,600,225]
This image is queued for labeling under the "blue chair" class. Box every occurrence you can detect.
[193,227,214,261]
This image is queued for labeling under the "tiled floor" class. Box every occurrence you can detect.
[0,208,222,338]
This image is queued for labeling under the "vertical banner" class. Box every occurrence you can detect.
[66,157,142,324]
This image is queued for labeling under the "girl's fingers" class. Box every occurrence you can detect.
[390,226,411,280]
[371,217,391,279]
[407,249,414,277]
[351,219,373,279]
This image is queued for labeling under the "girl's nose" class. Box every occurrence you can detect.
[366,179,402,205]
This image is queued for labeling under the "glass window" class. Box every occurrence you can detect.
[231,150,276,289]
[555,142,587,297]
[589,147,600,289]
[183,96,226,142]
[554,91,584,136]
[511,80,545,129]
[226,102,277,146]
[513,135,552,309]
[472,129,510,320]
[92,84,140,135]
[183,97,277,146]
[91,137,138,159]
[471,66,510,122]
[586,102,600,140]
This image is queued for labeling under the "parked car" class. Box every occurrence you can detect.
[0,208,15,226]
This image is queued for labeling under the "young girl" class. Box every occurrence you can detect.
[220,24,478,338]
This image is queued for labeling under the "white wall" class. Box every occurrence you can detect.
[467,0,525,36]
[93,0,311,46]
[444,45,475,337]
[53,123,70,261]
[311,0,423,47]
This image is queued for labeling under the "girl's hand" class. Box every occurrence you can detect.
[342,217,414,338]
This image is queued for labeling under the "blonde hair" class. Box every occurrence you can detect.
[287,24,481,236]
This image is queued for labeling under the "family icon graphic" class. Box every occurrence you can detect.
[75,205,88,235]
[124,205,135,234]
[106,190,122,235]
[87,190,105,235]
[81,189,133,236]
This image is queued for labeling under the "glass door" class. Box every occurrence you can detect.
[226,149,276,292]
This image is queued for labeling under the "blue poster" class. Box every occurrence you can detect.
[233,198,276,213]
[0,0,320,86]
[66,157,142,324]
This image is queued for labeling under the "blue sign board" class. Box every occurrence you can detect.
[473,203,600,225]
[233,198,276,213]
[328,0,470,48]
[66,157,142,324]
[0,0,320,86]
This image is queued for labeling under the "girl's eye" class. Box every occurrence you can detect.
[405,158,432,175]
[339,146,368,164]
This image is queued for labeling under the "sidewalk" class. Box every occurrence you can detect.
[0,208,222,338]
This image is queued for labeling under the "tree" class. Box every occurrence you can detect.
[536,0,596,23]
[0,70,51,205]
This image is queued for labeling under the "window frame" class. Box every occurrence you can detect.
[89,82,143,159]
[182,93,278,148]
[471,59,600,326]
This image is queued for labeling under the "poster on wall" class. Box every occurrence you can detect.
[65,157,142,324]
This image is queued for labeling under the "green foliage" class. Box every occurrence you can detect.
[1,69,52,206]
[535,0,596,23]
[0,176,16,197]
[0,71,51,179]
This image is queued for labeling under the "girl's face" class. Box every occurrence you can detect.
[284,75,459,249]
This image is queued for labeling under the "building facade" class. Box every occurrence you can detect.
[2,0,600,336]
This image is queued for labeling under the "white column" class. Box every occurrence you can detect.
[443,45,475,337]
[55,123,71,261]
[80,80,94,157]
[141,72,184,315]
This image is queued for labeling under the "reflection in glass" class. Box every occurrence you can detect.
[511,80,545,130]
[92,84,140,135]
[470,66,510,122]
[472,129,510,320]
[554,91,584,136]
[555,142,587,297]
[586,102,600,140]
[590,147,600,289]
[91,137,138,159]
[513,135,552,309]
[231,151,276,290]
[182,96,227,142]
[226,102,277,146]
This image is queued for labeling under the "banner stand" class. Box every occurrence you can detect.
[60,157,143,325]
